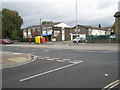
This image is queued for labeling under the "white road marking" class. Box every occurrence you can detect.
[63,59,71,61]
[46,59,54,61]
[20,61,83,82]
[69,61,81,64]
[44,57,50,59]
[13,53,22,54]
[102,79,120,90]
[108,82,119,89]
[73,60,80,62]
[56,60,66,62]
[40,58,45,59]
[53,58,60,60]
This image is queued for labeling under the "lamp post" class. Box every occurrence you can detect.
[75,0,78,45]
[108,28,111,44]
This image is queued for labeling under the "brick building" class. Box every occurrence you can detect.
[22,22,70,41]
[22,22,111,42]
[64,25,111,41]
[114,12,120,42]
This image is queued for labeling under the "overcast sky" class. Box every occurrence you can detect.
[2,0,119,28]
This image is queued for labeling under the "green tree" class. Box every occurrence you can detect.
[112,23,116,33]
[2,8,23,39]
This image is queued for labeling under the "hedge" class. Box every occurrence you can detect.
[19,38,35,42]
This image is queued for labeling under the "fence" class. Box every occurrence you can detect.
[86,35,110,40]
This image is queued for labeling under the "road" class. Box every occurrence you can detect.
[2,44,119,88]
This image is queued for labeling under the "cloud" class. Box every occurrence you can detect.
[2,0,119,28]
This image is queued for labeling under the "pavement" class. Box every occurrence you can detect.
[0,51,38,69]
[7,42,118,51]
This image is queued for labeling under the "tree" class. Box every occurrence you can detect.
[98,24,101,28]
[2,8,23,39]
[112,23,116,33]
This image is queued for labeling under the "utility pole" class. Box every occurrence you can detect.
[75,0,78,45]
[40,19,42,35]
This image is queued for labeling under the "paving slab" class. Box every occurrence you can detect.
[0,51,37,69]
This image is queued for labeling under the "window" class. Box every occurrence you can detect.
[32,29,36,32]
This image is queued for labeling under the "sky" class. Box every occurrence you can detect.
[1,0,120,28]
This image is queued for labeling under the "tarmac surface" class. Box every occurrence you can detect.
[1,42,119,88]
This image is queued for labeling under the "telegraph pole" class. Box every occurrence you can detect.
[40,19,42,35]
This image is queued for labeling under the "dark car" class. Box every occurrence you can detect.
[0,39,14,44]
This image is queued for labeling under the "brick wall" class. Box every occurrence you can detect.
[114,12,120,42]
[71,26,88,34]
[64,28,71,41]
[52,27,62,41]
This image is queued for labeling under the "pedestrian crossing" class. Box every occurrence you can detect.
[38,56,82,64]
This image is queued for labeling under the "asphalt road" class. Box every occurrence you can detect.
[2,45,119,88]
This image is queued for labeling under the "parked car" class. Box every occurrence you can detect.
[110,34,116,39]
[0,39,14,44]
[73,37,87,43]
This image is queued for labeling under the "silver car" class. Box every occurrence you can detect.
[73,37,87,43]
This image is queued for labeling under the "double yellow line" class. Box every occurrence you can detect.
[102,79,120,90]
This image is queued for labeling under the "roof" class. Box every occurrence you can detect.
[40,22,62,27]
[114,12,120,17]
[73,25,111,30]
[22,22,62,29]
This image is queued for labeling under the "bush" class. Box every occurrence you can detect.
[19,38,35,42]
[19,38,29,42]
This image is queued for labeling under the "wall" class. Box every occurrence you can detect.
[64,28,71,41]
[114,12,120,42]
[52,27,62,41]
[91,29,105,35]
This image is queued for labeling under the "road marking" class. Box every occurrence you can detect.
[53,58,60,60]
[13,53,22,54]
[56,60,66,62]
[63,59,71,61]
[44,57,50,59]
[46,59,54,61]
[102,79,120,90]
[108,83,119,89]
[73,60,80,62]
[40,58,45,59]
[20,61,83,82]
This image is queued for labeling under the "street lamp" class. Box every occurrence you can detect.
[75,0,78,45]
[108,28,111,44]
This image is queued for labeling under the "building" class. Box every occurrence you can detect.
[22,22,111,42]
[114,12,120,42]
[22,22,70,41]
[64,25,111,41]
[114,1,120,42]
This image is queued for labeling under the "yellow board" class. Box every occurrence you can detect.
[35,36,41,43]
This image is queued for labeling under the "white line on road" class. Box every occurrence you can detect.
[56,60,66,62]
[39,58,45,59]
[53,58,60,60]
[62,59,71,61]
[44,57,50,59]
[46,59,54,61]
[102,79,120,90]
[20,61,83,82]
